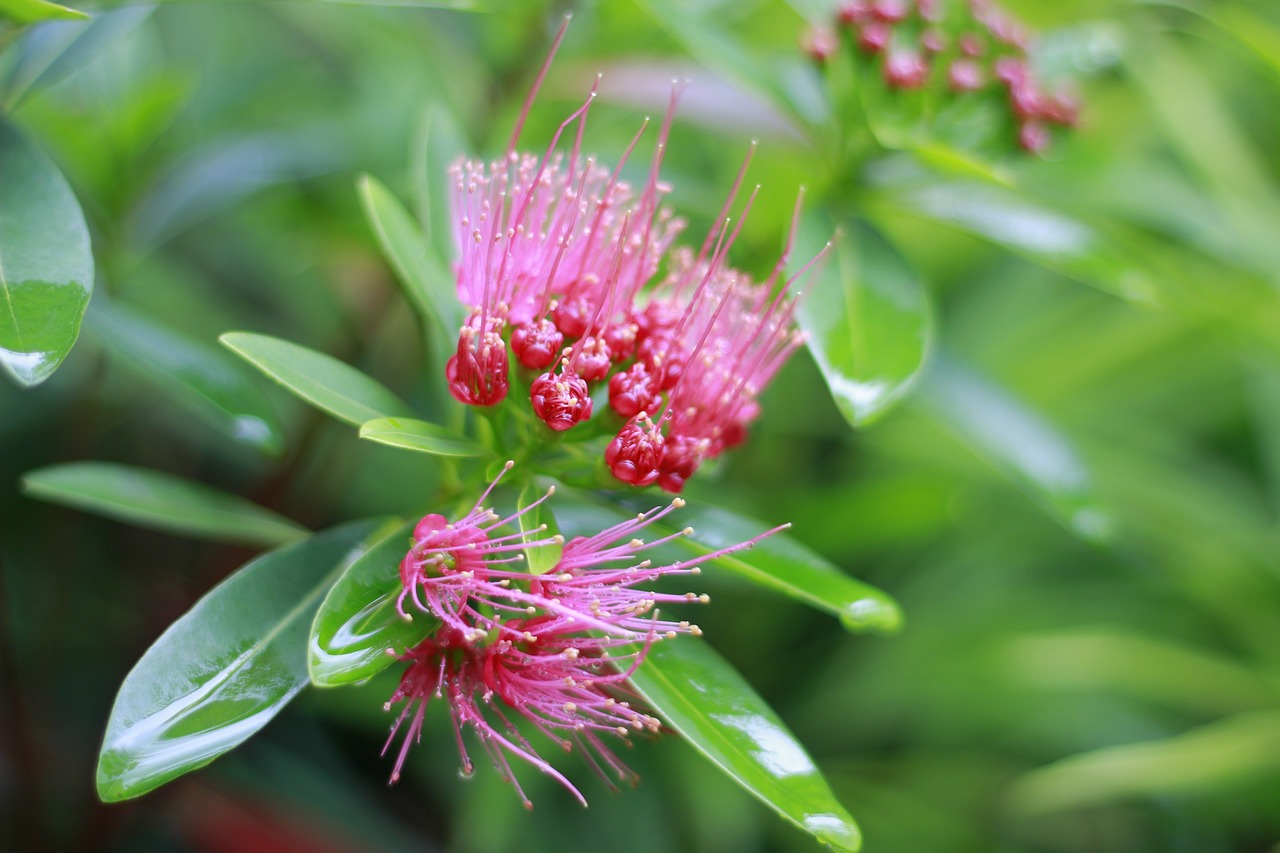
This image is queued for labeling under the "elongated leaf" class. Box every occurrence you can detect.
[1006,711,1280,815]
[0,0,85,25]
[918,355,1112,542]
[3,6,151,108]
[358,174,461,358]
[309,520,439,687]
[553,490,901,633]
[96,519,386,801]
[412,104,468,265]
[632,638,861,852]
[220,332,412,427]
[0,119,93,386]
[798,218,932,428]
[359,416,487,458]
[22,462,306,547]
[518,481,561,575]
[89,302,285,454]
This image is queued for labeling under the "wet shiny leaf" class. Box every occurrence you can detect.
[310,519,440,687]
[0,118,93,386]
[632,638,861,852]
[96,519,387,801]
[22,462,306,547]
[221,331,412,427]
[799,218,932,428]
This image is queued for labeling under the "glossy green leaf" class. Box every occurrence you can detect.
[22,462,307,547]
[0,0,85,25]
[220,332,412,427]
[798,218,932,428]
[88,302,285,454]
[1006,711,1280,816]
[96,519,386,801]
[518,482,561,575]
[358,174,461,358]
[553,489,901,634]
[359,417,487,458]
[0,118,93,386]
[310,519,439,687]
[918,355,1112,543]
[631,638,861,851]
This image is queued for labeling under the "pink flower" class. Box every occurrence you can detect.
[386,463,787,804]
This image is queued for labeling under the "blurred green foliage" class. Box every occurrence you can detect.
[5,0,1280,851]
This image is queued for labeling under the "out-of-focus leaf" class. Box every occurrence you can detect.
[875,180,1157,304]
[95,519,385,801]
[0,0,85,25]
[1003,629,1277,716]
[631,638,861,852]
[918,355,1112,543]
[553,490,901,634]
[359,417,487,458]
[798,218,932,428]
[519,481,561,575]
[133,128,345,248]
[2,6,152,108]
[22,462,306,547]
[358,174,461,360]
[221,332,412,427]
[310,519,439,687]
[89,302,285,454]
[1006,711,1280,815]
[0,118,93,387]
[411,105,468,264]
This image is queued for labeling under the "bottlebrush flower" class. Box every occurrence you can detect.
[385,462,787,805]
[821,0,1081,154]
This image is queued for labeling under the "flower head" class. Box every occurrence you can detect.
[385,462,785,805]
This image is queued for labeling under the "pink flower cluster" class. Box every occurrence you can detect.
[804,0,1080,153]
[444,21,824,493]
[383,462,784,806]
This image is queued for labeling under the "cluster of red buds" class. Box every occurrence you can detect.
[384,463,784,805]
[444,21,826,493]
[802,0,1080,153]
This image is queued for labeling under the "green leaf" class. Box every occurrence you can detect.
[88,302,285,455]
[0,118,93,386]
[519,481,561,575]
[22,462,307,547]
[309,519,439,687]
[359,417,488,458]
[411,104,468,265]
[553,489,901,634]
[0,0,85,25]
[358,174,461,360]
[631,638,861,852]
[1006,711,1280,815]
[220,332,412,427]
[798,218,932,428]
[95,518,386,801]
[918,355,1112,543]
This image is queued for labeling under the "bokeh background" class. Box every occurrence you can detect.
[5,0,1280,850]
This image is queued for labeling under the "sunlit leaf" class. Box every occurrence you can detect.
[1006,710,1280,815]
[309,519,439,687]
[519,481,561,575]
[918,355,1112,543]
[220,332,412,427]
[0,0,85,25]
[0,118,93,387]
[631,638,861,852]
[96,519,386,801]
[798,218,932,428]
[22,462,306,547]
[359,417,487,458]
[88,302,285,455]
[553,489,901,634]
